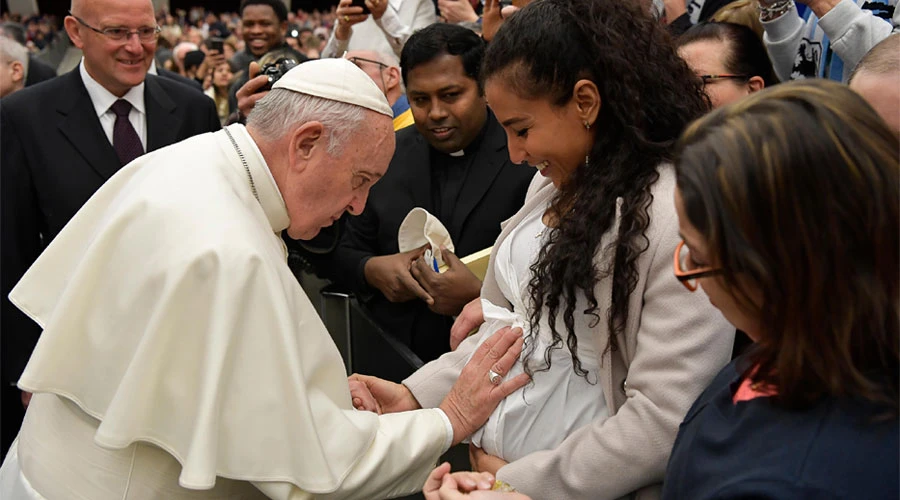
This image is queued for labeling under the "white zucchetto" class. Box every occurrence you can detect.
[272,58,393,117]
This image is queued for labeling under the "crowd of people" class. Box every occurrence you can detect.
[0,0,897,498]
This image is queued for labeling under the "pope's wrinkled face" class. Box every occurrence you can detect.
[285,114,395,240]
[65,0,157,97]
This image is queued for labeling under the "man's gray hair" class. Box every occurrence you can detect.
[246,89,366,156]
[0,36,28,74]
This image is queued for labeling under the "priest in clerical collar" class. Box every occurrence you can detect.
[330,23,536,364]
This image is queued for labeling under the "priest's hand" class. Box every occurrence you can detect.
[348,373,421,414]
[439,326,529,445]
[450,297,485,351]
[364,245,434,304]
[469,444,508,476]
[411,249,482,317]
[235,61,269,120]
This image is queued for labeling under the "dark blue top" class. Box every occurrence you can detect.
[663,358,899,500]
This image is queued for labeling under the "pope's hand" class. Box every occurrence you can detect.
[235,62,270,120]
[450,297,485,351]
[364,245,434,304]
[348,373,421,414]
[439,326,529,445]
[411,249,482,316]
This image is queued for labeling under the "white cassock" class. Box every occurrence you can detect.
[0,124,451,499]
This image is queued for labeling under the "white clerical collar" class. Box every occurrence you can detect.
[449,150,464,157]
[79,58,146,119]
[223,124,290,233]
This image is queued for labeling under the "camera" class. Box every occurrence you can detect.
[259,57,300,91]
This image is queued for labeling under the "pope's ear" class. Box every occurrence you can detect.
[289,121,325,168]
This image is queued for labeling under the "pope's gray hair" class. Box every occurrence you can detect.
[246,89,366,156]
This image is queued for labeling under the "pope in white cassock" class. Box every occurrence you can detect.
[0,59,529,499]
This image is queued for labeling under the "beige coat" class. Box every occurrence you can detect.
[404,166,734,500]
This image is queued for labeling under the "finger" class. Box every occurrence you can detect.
[248,61,261,79]
[490,332,525,377]
[400,270,434,305]
[497,370,531,399]
[440,247,460,268]
[423,462,451,495]
[473,326,523,370]
[237,74,269,97]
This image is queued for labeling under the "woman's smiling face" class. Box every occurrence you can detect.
[484,77,597,187]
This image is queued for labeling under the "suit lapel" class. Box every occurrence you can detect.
[56,70,121,181]
[447,116,508,238]
[144,74,178,152]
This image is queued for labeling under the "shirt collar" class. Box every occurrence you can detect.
[223,124,290,233]
[148,59,158,75]
[79,58,146,118]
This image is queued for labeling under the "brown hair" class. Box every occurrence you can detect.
[676,79,899,414]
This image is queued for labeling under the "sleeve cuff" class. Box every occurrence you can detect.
[762,3,803,41]
[434,408,454,453]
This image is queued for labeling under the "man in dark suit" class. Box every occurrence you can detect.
[332,24,534,364]
[0,0,219,459]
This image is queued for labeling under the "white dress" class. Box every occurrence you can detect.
[468,201,608,462]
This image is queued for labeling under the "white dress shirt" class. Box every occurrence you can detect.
[79,58,148,151]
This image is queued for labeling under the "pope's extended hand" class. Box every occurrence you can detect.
[364,244,434,304]
[347,373,421,414]
[411,248,482,316]
[423,463,532,500]
[235,61,270,119]
[439,326,529,445]
[450,298,484,351]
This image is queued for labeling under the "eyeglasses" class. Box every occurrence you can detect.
[347,56,388,71]
[673,240,723,291]
[698,74,749,85]
[69,12,161,42]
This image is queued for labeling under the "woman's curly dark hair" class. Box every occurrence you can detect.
[482,0,709,378]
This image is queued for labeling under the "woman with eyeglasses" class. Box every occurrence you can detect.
[664,79,899,499]
[676,22,778,108]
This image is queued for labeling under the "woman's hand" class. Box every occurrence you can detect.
[437,0,480,23]
[424,463,531,499]
[348,373,421,414]
[469,444,508,476]
[439,326,530,444]
[450,297,484,350]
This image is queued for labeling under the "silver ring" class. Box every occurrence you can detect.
[488,369,502,385]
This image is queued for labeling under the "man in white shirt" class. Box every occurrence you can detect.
[0,58,528,500]
[323,0,436,59]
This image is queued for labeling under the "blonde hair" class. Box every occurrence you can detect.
[711,0,764,40]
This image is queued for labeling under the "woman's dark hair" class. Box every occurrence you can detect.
[482,0,709,378]
[676,79,899,414]
[239,0,288,23]
[400,23,485,91]
[677,22,779,88]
